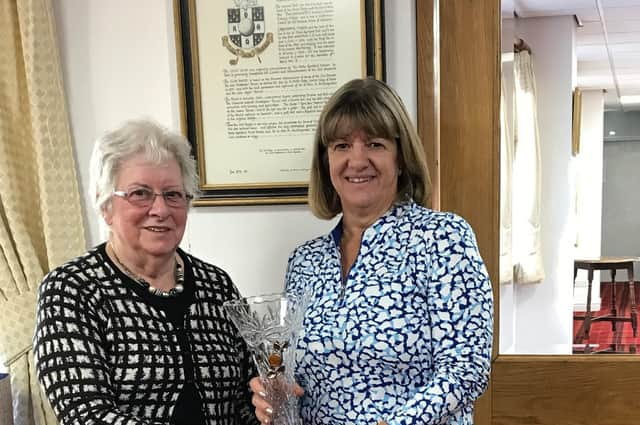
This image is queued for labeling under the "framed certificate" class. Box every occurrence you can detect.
[174,0,385,205]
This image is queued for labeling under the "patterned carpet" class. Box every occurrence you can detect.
[573,281,639,354]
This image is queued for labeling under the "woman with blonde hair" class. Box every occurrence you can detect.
[251,78,493,425]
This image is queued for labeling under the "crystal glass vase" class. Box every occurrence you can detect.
[223,293,307,425]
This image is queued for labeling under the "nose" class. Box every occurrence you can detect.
[148,193,171,216]
[347,140,369,167]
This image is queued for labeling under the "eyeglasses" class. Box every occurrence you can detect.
[112,188,193,208]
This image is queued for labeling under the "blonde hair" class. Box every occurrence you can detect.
[308,78,431,219]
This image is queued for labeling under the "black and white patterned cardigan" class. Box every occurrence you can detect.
[33,244,259,425]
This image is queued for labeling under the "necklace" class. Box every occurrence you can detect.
[108,244,185,298]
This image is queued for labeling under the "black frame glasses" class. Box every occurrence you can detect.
[112,188,193,208]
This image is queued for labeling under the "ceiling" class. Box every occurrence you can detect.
[501,0,640,110]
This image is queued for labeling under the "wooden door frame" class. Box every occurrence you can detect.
[416,1,640,424]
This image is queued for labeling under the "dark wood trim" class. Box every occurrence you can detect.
[416,0,438,210]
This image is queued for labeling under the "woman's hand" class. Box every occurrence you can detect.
[249,377,273,424]
[249,376,304,424]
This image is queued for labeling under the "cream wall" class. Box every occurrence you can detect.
[511,16,577,354]
[53,0,417,297]
[573,90,605,311]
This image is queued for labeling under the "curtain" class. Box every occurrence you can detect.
[499,74,514,285]
[512,51,544,284]
[0,1,87,425]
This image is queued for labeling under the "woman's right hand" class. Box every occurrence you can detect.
[249,376,304,424]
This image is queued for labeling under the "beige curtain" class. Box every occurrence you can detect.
[0,1,86,425]
[499,74,514,285]
[512,51,545,284]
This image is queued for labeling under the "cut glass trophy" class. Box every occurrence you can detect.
[224,292,307,425]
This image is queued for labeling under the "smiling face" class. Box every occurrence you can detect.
[103,153,187,262]
[327,127,400,219]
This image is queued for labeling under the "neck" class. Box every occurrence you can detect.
[107,241,176,285]
[341,220,367,245]
[341,201,394,237]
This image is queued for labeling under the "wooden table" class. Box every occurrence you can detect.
[574,257,639,354]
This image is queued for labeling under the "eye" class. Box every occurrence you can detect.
[330,140,350,151]
[163,190,185,202]
[367,138,389,149]
[128,188,152,201]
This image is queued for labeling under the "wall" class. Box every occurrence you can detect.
[602,111,640,271]
[602,141,640,264]
[573,90,605,310]
[52,0,417,297]
[604,110,640,141]
[511,16,576,354]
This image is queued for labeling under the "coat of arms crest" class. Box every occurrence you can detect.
[222,0,273,65]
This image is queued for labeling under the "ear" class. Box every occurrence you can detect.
[102,203,114,226]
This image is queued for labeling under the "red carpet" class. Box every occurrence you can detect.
[573,281,639,354]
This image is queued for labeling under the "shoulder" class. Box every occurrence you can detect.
[395,204,483,271]
[183,250,232,280]
[37,245,115,317]
[180,250,240,301]
[288,233,332,265]
[406,202,470,229]
[39,245,108,295]
[285,233,334,295]
[406,204,477,243]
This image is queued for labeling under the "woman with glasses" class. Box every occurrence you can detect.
[33,119,258,425]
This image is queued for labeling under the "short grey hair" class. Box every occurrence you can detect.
[89,119,199,213]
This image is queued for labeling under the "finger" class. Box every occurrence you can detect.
[251,392,273,411]
[293,383,304,396]
[249,376,266,394]
[256,410,272,424]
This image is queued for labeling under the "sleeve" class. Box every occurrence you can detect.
[284,249,301,294]
[284,245,315,297]
[387,215,494,425]
[33,268,154,425]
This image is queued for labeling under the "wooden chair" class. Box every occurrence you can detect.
[573,257,638,354]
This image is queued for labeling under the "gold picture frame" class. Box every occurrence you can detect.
[174,0,385,206]
[572,87,582,156]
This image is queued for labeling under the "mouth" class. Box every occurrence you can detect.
[346,176,374,183]
[144,226,172,233]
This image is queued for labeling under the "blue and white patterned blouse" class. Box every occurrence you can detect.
[285,200,493,425]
